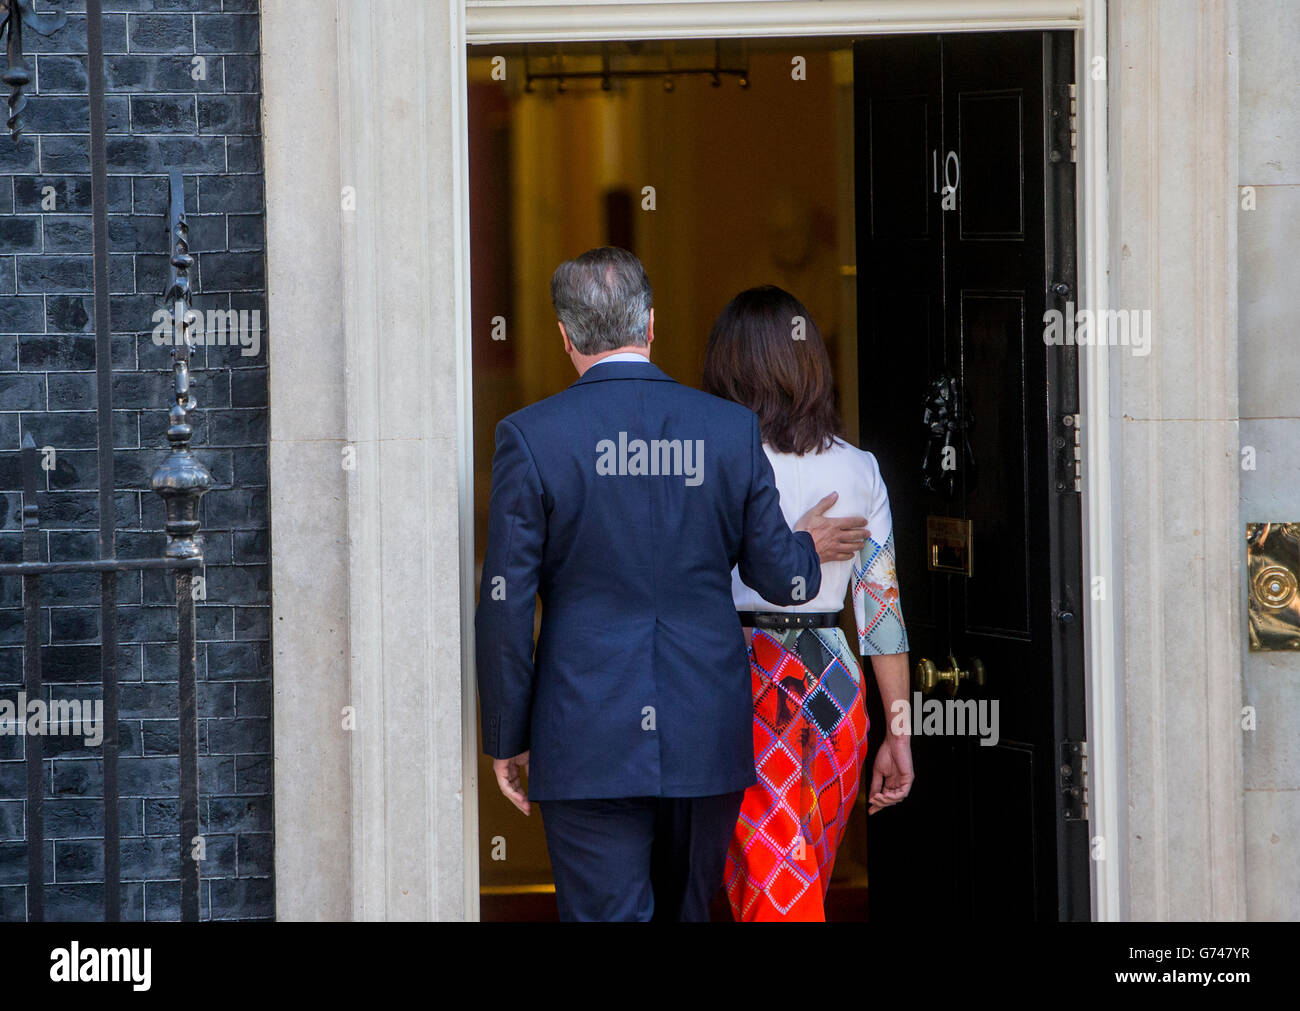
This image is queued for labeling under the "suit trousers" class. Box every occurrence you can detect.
[540,791,746,922]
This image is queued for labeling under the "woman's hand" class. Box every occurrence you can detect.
[867,734,914,814]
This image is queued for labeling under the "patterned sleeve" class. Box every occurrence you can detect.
[853,454,909,656]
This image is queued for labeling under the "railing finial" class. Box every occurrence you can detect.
[0,0,69,143]
[151,170,211,560]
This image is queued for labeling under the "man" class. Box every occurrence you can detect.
[476,247,869,921]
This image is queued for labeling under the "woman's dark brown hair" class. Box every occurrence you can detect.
[702,285,841,455]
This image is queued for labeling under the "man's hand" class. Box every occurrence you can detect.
[795,492,868,563]
[494,751,531,816]
[867,735,914,814]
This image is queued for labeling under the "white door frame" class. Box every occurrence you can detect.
[452,0,1120,921]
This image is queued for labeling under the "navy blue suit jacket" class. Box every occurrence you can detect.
[475,361,822,800]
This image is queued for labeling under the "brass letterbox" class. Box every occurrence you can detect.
[926,515,973,577]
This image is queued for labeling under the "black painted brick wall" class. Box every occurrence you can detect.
[0,0,271,920]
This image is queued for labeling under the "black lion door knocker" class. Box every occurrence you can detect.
[921,373,975,498]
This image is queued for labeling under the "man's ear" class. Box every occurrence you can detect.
[558,320,574,355]
[646,308,655,347]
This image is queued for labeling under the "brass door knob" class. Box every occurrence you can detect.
[913,654,985,695]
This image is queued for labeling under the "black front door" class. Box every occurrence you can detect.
[854,31,1090,921]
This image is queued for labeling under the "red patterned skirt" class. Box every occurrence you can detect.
[725,626,870,921]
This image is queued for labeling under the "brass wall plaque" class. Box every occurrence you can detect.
[927,515,973,576]
[1247,522,1300,651]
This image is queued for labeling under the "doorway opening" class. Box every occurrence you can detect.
[467,29,1090,921]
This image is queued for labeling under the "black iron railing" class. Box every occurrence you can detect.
[1,0,68,143]
[1,0,211,923]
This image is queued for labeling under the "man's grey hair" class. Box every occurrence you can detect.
[550,246,653,355]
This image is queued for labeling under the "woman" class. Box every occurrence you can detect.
[702,285,914,922]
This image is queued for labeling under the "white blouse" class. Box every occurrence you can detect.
[731,437,909,656]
